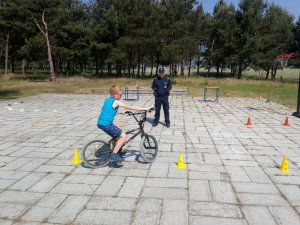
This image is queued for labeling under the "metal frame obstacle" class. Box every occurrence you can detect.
[124,86,141,101]
[203,86,220,103]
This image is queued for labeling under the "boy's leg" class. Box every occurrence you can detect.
[98,123,125,161]
[110,132,126,161]
[112,140,116,150]
[113,132,126,153]
[112,139,123,152]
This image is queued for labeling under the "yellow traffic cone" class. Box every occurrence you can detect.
[280,155,289,172]
[176,153,186,169]
[71,148,82,165]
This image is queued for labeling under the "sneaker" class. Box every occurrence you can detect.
[110,153,124,161]
[166,123,170,128]
[152,123,158,127]
[118,150,127,157]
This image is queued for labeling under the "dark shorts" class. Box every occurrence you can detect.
[97,123,122,138]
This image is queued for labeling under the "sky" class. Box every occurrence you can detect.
[199,0,300,20]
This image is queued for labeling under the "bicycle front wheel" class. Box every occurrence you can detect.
[81,140,112,168]
[140,134,158,163]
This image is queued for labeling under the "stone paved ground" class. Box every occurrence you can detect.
[0,93,300,225]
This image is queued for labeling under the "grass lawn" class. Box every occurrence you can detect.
[0,72,299,110]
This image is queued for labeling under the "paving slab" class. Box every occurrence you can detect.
[1,94,300,224]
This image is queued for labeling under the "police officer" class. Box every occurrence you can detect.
[152,67,172,127]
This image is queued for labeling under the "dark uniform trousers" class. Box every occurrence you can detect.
[154,95,170,125]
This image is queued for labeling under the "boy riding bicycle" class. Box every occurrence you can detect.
[97,85,152,161]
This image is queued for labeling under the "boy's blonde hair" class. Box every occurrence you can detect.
[110,85,121,95]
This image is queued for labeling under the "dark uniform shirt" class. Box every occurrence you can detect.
[152,76,172,96]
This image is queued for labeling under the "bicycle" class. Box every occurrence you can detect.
[81,108,158,168]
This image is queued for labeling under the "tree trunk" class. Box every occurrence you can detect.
[66,61,70,76]
[35,10,56,81]
[0,48,3,69]
[4,32,9,76]
[196,55,201,75]
[128,65,131,78]
[118,65,121,77]
[170,63,174,76]
[180,59,184,76]
[57,58,62,74]
[11,46,15,73]
[53,55,58,75]
[100,55,104,76]
[137,63,140,78]
[22,58,27,77]
[270,66,274,79]
[188,58,192,77]
[108,64,112,76]
[45,30,55,80]
[150,57,154,76]
[142,61,146,77]
[174,64,178,76]
[155,51,159,75]
[80,62,83,74]
[95,54,99,76]
[230,64,234,77]
[265,68,270,79]
[237,64,242,79]
[207,37,215,78]
[207,67,211,78]
[132,65,135,79]
[272,64,278,79]
[137,51,141,78]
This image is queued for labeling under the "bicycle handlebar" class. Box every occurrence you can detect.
[148,107,155,113]
[124,107,155,116]
[124,107,155,123]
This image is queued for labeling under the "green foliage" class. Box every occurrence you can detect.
[0,0,298,79]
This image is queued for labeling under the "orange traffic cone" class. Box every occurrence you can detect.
[246,116,252,126]
[283,117,289,126]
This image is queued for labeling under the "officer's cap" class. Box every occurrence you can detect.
[159,67,165,73]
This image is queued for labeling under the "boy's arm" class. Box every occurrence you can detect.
[115,100,150,111]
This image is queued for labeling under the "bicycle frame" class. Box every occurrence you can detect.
[107,112,146,148]
[123,126,145,146]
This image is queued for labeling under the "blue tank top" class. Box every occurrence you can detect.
[97,97,119,125]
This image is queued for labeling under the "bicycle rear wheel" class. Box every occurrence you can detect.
[140,134,158,163]
[81,140,112,168]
